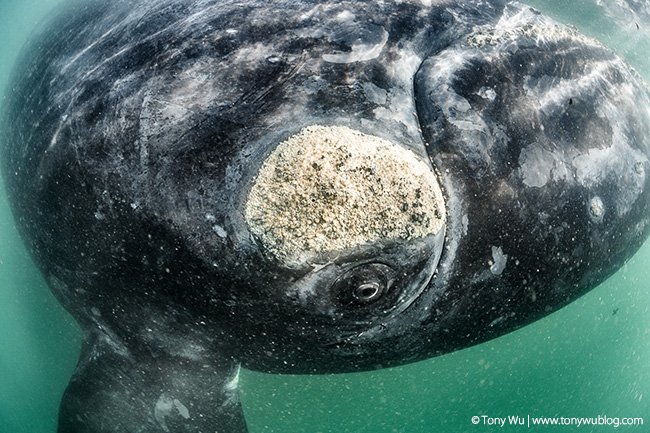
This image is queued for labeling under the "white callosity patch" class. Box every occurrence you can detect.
[477,86,497,102]
[589,196,606,223]
[245,125,446,265]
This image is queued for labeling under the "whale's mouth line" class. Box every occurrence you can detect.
[244,124,447,267]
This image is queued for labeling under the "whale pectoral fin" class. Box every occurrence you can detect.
[58,332,247,433]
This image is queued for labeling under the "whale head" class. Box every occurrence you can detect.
[2,0,650,431]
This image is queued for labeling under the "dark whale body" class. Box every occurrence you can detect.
[2,0,650,431]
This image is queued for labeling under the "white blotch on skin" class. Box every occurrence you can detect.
[212,224,227,238]
[490,246,508,275]
[518,145,573,188]
[224,365,241,392]
[322,28,389,63]
[362,82,388,105]
[335,10,355,22]
[154,395,191,431]
[488,316,506,327]
[173,399,190,419]
[154,395,174,432]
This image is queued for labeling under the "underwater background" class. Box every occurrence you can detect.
[1,0,649,432]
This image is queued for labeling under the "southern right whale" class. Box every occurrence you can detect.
[2,0,650,431]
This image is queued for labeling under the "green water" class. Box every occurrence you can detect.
[1,1,649,432]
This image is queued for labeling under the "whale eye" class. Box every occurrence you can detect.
[353,281,384,304]
[333,263,395,307]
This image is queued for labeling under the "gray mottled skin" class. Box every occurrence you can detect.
[2,0,650,431]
